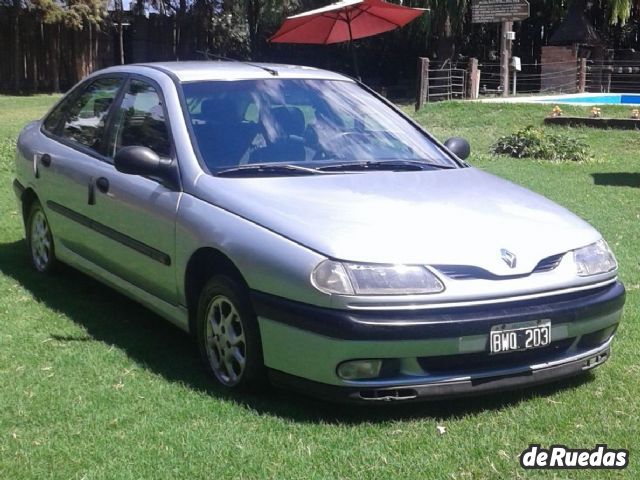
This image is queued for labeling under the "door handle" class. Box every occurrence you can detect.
[88,179,96,205]
[96,177,110,193]
[34,152,50,178]
[88,177,110,205]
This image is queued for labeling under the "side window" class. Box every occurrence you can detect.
[108,80,171,159]
[43,91,78,134]
[59,77,123,151]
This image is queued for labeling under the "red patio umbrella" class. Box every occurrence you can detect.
[269,0,427,77]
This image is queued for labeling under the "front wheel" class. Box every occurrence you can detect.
[26,201,56,273]
[196,275,266,391]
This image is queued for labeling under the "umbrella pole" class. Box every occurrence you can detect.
[347,21,360,80]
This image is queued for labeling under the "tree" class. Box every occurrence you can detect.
[608,0,634,24]
[29,0,108,28]
[27,0,108,90]
[244,0,303,59]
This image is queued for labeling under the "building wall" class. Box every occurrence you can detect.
[540,46,578,93]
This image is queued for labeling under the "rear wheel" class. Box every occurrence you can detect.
[196,275,266,391]
[26,201,56,273]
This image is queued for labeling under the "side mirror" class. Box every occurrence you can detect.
[114,146,178,189]
[115,146,163,175]
[444,137,471,160]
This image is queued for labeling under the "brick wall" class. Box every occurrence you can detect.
[540,46,578,93]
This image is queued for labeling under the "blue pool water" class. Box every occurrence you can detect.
[537,94,640,105]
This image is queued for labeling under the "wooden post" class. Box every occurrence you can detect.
[468,58,479,99]
[500,21,513,97]
[415,57,429,111]
[578,57,587,93]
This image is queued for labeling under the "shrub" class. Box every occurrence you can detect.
[491,126,592,162]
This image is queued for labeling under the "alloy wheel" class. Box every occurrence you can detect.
[204,295,247,386]
[30,209,53,272]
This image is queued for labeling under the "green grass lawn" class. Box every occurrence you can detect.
[0,95,638,479]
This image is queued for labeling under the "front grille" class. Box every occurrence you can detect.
[434,265,496,280]
[417,338,575,375]
[533,253,565,273]
[434,253,566,281]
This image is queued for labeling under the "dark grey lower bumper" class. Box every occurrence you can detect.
[269,341,611,403]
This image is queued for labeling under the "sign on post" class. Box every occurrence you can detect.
[471,0,529,97]
[471,0,530,23]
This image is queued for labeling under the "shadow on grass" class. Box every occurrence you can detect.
[592,172,640,188]
[0,239,595,423]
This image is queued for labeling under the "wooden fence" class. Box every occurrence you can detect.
[1,9,109,93]
[0,10,218,93]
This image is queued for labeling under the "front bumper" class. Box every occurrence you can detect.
[253,281,625,403]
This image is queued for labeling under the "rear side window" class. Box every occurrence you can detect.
[57,77,123,151]
[107,79,172,159]
[43,95,74,134]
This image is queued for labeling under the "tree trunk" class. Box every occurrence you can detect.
[32,19,41,93]
[116,0,125,64]
[52,24,60,92]
[88,22,93,72]
[177,0,187,60]
[12,0,22,92]
[247,0,262,60]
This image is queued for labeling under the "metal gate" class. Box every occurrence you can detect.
[427,66,467,102]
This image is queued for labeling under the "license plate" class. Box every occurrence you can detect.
[490,320,551,354]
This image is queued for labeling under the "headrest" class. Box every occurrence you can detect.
[200,97,241,122]
[268,106,306,139]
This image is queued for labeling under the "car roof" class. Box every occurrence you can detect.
[107,61,355,83]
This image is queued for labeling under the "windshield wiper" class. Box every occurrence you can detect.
[216,164,327,177]
[316,160,455,172]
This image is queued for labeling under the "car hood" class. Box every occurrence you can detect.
[193,167,600,276]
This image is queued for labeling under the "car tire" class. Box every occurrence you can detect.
[26,200,56,273]
[196,275,266,391]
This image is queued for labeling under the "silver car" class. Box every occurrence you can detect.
[13,62,625,402]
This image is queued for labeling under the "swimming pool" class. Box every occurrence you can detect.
[481,92,640,105]
[537,94,640,105]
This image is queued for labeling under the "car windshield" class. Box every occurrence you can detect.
[181,79,458,175]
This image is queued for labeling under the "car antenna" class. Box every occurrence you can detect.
[196,49,279,77]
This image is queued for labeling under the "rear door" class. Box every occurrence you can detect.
[36,76,124,255]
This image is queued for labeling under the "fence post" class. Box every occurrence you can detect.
[578,57,587,93]
[415,57,429,111]
[468,58,479,99]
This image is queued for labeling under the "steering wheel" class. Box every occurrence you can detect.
[311,130,375,161]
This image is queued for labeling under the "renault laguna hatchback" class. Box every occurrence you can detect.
[13,62,625,402]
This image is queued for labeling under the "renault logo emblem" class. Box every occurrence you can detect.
[500,249,517,268]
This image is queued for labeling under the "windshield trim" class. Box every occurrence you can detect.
[174,76,464,178]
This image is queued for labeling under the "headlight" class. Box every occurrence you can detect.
[310,260,354,295]
[311,260,444,295]
[573,239,617,276]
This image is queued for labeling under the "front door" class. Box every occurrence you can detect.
[77,77,181,304]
